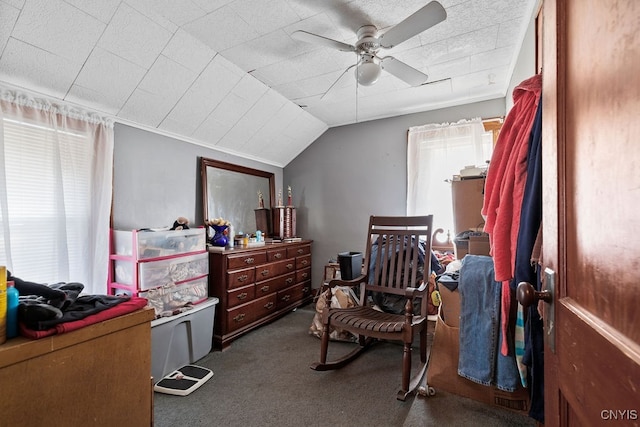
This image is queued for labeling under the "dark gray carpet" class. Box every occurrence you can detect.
[153,304,535,427]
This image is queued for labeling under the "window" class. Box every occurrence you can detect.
[0,93,113,294]
[407,118,499,241]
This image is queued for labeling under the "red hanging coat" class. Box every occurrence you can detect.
[482,74,542,282]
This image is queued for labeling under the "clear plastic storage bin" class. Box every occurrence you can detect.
[115,252,208,290]
[140,276,209,317]
[113,228,206,259]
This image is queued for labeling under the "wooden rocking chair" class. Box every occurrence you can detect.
[310,215,434,400]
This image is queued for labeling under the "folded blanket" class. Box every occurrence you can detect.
[19,297,149,339]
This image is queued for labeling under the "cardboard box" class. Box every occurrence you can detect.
[468,234,490,256]
[427,284,529,415]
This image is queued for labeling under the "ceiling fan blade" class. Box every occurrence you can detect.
[380,57,428,86]
[378,1,447,49]
[291,30,356,52]
[321,64,357,100]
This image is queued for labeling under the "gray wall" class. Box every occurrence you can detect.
[112,124,282,230]
[284,98,506,289]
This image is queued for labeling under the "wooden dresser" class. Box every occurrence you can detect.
[208,240,313,349]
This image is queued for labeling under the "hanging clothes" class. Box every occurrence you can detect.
[482,74,542,283]
[483,74,542,364]
[514,99,544,423]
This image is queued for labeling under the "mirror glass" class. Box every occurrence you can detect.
[200,157,275,236]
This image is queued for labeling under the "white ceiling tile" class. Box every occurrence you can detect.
[217,121,255,150]
[211,92,252,124]
[183,5,259,52]
[230,0,300,36]
[130,0,208,27]
[469,46,515,72]
[11,0,105,63]
[496,17,525,48]
[233,75,268,104]
[0,2,20,54]
[160,56,243,132]
[426,56,470,81]
[137,55,197,100]
[98,3,173,69]
[2,0,24,8]
[222,29,308,73]
[230,90,289,149]
[73,47,146,111]
[446,25,500,61]
[163,29,216,73]
[65,83,121,115]
[0,38,80,99]
[118,88,177,127]
[157,116,199,138]
[192,115,231,145]
[64,0,120,23]
[123,0,179,32]
[191,0,234,13]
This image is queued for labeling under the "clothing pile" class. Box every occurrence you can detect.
[7,271,146,339]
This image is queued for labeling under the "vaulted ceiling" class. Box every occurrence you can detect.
[0,0,536,166]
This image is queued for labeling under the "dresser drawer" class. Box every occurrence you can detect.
[296,266,311,283]
[226,301,255,333]
[227,267,255,290]
[227,251,267,270]
[227,283,255,308]
[255,258,296,281]
[296,254,311,269]
[277,282,311,309]
[287,244,311,258]
[252,294,278,319]
[267,248,287,262]
[256,271,296,295]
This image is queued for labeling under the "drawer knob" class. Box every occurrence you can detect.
[301,272,308,279]
[260,269,270,276]
[233,313,246,322]
[274,253,282,259]
[260,285,270,293]
[297,249,304,254]
[238,274,248,282]
[301,260,308,266]
[237,292,248,300]
[244,257,255,264]
[264,302,274,309]
[303,286,310,293]
[286,263,294,269]
[281,294,291,302]
[286,277,293,284]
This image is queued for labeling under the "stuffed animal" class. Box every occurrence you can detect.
[171,216,190,230]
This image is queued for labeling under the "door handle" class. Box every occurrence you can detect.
[516,281,552,307]
[516,268,556,353]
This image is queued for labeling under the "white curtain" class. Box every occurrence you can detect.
[407,117,489,239]
[0,89,114,294]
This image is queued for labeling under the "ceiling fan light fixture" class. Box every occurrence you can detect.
[355,59,382,86]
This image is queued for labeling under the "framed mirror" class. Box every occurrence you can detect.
[200,157,275,237]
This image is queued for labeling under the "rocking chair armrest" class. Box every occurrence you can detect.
[404,280,428,298]
[327,274,367,289]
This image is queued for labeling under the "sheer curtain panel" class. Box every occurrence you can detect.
[406,118,490,238]
[0,90,114,294]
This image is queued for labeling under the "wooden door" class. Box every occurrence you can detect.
[541,0,640,425]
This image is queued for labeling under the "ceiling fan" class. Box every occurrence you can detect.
[291,1,447,92]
